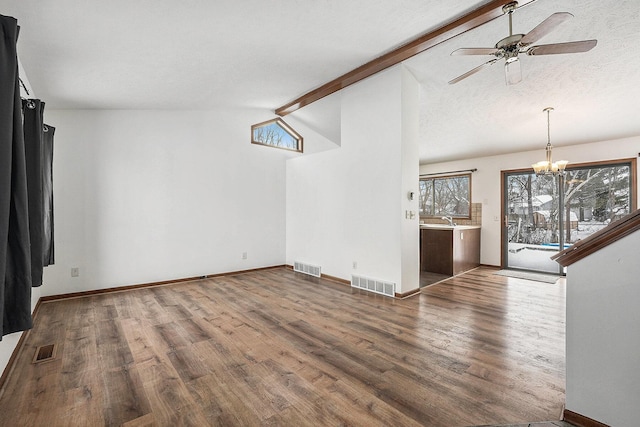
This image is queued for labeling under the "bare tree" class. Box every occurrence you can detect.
[255,125,286,147]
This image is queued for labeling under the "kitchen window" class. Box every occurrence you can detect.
[419,173,471,219]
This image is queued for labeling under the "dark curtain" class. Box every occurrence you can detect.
[42,125,55,266]
[22,99,49,286]
[22,99,44,286]
[1,15,33,338]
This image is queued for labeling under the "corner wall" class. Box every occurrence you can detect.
[400,67,420,291]
[286,65,420,293]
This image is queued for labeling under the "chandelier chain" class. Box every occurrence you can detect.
[544,106,554,146]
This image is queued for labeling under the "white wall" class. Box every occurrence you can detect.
[419,136,640,266]
[286,65,420,293]
[565,231,640,426]
[38,109,297,295]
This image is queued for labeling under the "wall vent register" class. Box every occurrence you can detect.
[351,275,395,297]
[293,261,321,278]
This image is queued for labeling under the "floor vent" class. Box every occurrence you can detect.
[351,275,395,297]
[33,344,57,364]
[294,261,321,278]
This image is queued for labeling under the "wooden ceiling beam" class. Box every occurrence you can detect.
[275,0,537,116]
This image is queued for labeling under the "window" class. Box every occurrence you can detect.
[251,118,303,153]
[563,161,635,227]
[419,173,471,218]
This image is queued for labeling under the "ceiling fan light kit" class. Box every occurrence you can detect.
[532,107,568,176]
[448,1,597,85]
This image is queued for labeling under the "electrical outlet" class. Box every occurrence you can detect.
[352,261,357,269]
[71,267,79,277]
[242,252,247,260]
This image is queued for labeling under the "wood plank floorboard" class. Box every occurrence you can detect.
[0,266,566,426]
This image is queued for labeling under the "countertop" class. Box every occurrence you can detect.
[420,224,481,230]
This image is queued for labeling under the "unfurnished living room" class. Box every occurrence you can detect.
[1,1,639,426]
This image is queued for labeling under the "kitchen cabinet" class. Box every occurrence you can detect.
[420,225,481,276]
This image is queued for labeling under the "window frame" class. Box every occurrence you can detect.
[563,157,637,214]
[251,118,303,153]
[419,172,472,220]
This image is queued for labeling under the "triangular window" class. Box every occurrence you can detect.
[251,118,302,153]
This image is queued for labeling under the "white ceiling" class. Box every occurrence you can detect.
[3,0,640,164]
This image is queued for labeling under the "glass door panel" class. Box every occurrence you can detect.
[505,172,563,274]
[562,163,632,244]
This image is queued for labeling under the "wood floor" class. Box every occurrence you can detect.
[0,266,566,426]
[420,271,452,287]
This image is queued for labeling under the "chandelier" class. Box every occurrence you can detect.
[531,107,568,176]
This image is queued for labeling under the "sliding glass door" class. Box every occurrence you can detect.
[503,160,635,274]
[504,172,563,273]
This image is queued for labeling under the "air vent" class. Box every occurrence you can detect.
[294,261,321,277]
[33,343,57,363]
[351,275,395,297]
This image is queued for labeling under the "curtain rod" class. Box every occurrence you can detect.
[420,168,477,177]
[18,77,30,96]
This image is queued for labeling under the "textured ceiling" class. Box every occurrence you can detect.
[3,0,640,164]
[407,0,640,163]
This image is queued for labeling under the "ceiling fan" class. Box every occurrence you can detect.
[448,1,597,85]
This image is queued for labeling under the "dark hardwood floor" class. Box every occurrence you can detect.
[0,266,566,426]
[420,271,452,287]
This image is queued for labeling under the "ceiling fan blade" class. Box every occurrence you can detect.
[448,58,499,84]
[527,39,597,55]
[451,47,500,56]
[505,59,522,85]
[521,12,573,46]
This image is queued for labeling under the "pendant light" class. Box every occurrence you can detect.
[532,107,568,176]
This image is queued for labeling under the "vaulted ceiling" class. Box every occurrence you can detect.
[3,0,640,164]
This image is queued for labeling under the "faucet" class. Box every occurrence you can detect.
[442,216,456,226]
